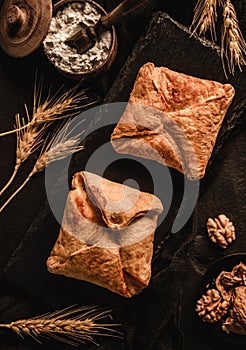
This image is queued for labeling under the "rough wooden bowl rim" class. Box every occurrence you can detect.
[44,0,118,80]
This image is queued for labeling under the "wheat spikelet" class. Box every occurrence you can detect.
[0,120,84,213]
[0,306,122,346]
[190,0,220,42]
[221,0,246,76]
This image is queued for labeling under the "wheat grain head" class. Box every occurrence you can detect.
[15,113,45,165]
[221,0,246,76]
[32,82,88,125]
[32,119,85,174]
[190,0,220,42]
[0,306,122,346]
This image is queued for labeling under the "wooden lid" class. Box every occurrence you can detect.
[0,0,52,57]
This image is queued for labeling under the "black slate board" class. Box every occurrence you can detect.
[104,13,246,349]
[3,11,246,350]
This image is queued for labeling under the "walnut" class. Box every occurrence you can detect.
[196,263,246,335]
[206,214,236,248]
[222,286,246,335]
[231,262,246,284]
[195,289,230,323]
[216,262,246,301]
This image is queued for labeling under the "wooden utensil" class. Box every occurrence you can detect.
[65,0,150,54]
[0,0,52,57]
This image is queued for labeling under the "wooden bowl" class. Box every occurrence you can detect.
[45,0,118,81]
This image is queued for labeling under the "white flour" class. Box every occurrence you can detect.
[43,2,112,74]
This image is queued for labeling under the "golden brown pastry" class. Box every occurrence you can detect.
[111,62,235,180]
[46,171,163,297]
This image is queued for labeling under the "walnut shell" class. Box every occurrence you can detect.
[216,262,246,301]
[222,286,246,335]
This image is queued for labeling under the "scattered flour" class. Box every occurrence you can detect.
[43,2,112,74]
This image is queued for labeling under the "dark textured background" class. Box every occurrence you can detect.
[0,1,245,350]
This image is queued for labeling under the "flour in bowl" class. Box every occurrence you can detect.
[43,2,112,74]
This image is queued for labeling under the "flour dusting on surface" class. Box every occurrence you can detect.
[43,2,112,74]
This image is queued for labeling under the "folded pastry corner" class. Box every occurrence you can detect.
[46,171,163,297]
[111,62,235,180]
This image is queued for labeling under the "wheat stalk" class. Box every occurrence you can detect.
[0,305,122,346]
[221,0,246,76]
[0,85,87,196]
[190,0,246,77]
[32,119,85,173]
[190,0,221,42]
[0,120,84,213]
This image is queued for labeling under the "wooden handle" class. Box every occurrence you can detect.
[6,5,26,26]
[100,0,150,28]
[65,0,150,54]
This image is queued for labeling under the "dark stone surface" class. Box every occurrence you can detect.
[0,2,245,350]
